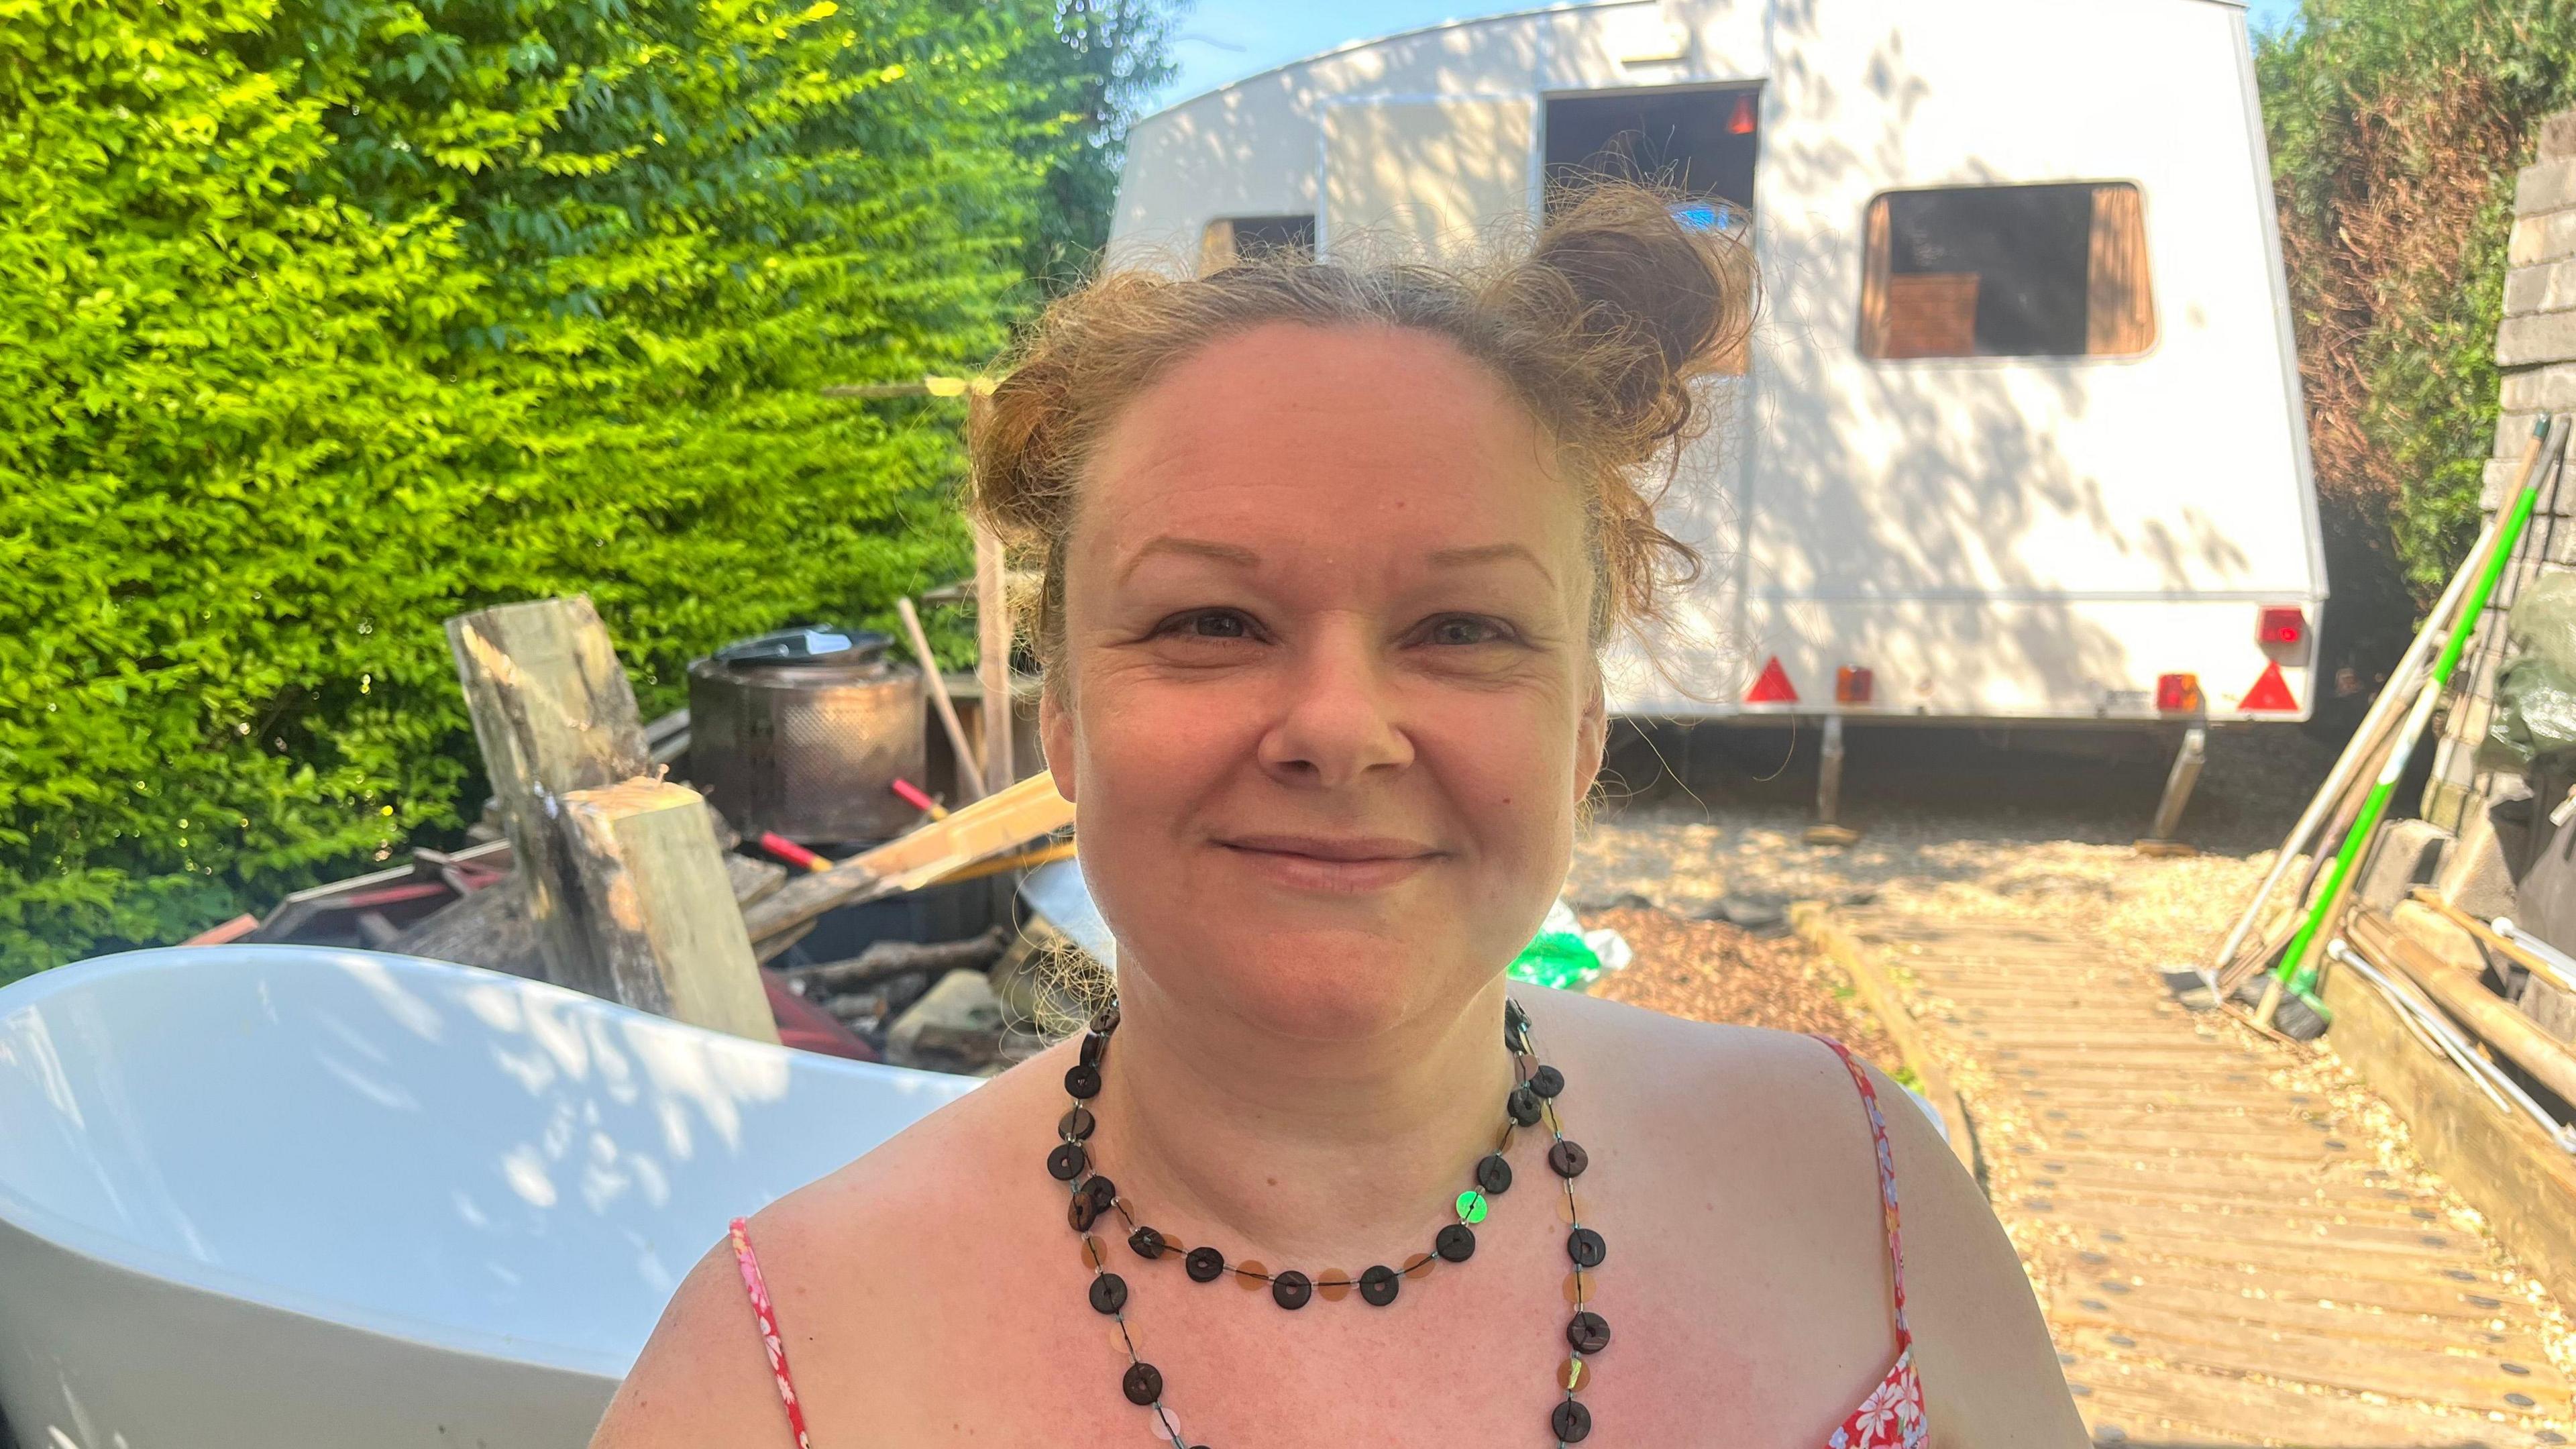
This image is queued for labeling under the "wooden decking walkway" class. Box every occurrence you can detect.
[1833,908,2575,1448]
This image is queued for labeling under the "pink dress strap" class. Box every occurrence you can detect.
[1809,1035,1911,1344]
[729,1216,814,1449]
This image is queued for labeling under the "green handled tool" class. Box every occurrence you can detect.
[2267,414,2567,1031]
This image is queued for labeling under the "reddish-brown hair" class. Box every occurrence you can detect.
[965,182,1753,694]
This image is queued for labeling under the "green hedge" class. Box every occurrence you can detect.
[0,0,1144,978]
[2259,0,2576,611]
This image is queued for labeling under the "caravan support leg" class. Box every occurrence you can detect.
[1805,716,1860,845]
[2139,724,2208,857]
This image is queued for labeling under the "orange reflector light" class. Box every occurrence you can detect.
[2257,606,2308,648]
[1835,665,1874,705]
[1728,93,1758,135]
[2241,661,2298,712]
[1745,656,1799,704]
[2156,672,2202,713]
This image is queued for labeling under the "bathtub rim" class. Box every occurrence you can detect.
[0,944,981,1381]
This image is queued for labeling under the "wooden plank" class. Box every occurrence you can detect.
[1790,902,1974,1167]
[2322,924,2576,1320]
[1984,1100,2337,1130]
[2057,1235,2508,1295]
[2055,1320,2552,1414]
[2008,1127,2360,1161]
[2359,906,2576,1108]
[2053,1251,2523,1318]
[2004,1173,2424,1216]
[556,777,780,1044]
[973,523,1016,792]
[2047,1276,2548,1354]
[741,771,1073,947]
[2045,1260,2544,1329]
[1997,1156,2412,1205]
[2014,1199,2493,1259]
[2068,1366,2547,1446]
[445,597,653,1000]
[2006,1173,2453,1224]
[896,594,984,802]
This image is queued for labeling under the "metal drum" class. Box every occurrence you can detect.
[686,626,924,843]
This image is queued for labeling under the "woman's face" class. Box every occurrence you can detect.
[1040,321,1607,1042]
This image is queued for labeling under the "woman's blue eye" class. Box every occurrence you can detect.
[1430,616,1506,645]
[1164,610,1249,639]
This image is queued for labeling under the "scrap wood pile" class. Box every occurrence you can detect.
[193,592,1087,1077]
[2190,413,2576,1157]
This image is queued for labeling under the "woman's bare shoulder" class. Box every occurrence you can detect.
[587,1046,1074,1448]
[1516,982,1881,1106]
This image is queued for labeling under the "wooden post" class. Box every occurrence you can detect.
[557,777,780,1044]
[445,596,653,1000]
[975,524,1016,791]
[896,595,985,803]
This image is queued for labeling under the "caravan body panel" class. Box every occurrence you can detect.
[1112,0,2323,725]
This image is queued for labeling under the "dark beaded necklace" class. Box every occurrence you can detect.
[1049,996,1608,1446]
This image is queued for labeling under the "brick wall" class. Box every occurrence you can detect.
[2423,109,2576,831]
[2421,111,2576,824]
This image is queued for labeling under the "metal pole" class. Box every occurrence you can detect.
[1817,713,1845,826]
[2147,724,2207,844]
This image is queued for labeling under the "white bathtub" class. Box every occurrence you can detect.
[0,946,980,1449]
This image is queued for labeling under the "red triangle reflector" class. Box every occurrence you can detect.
[2241,661,2298,712]
[1744,656,1799,704]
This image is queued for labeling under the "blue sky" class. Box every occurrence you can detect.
[1150,0,2304,111]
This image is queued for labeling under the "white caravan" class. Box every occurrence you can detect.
[1111,0,2324,828]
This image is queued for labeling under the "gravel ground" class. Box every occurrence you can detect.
[1566,721,2343,971]
[1578,906,1898,1065]
[1562,720,2576,1387]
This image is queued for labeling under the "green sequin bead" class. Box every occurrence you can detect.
[1455,1189,1490,1224]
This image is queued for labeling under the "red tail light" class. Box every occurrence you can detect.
[1745,656,1799,704]
[1835,666,1874,705]
[2156,672,2203,713]
[2257,606,2307,648]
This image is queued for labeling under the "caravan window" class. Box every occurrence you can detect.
[1858,183,2154,360]
[1544,89,1759,376]
[1199,215,1315,274]
[1542,88,1760,227]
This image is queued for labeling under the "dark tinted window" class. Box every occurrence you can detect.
[1860,183,2154,360]
[1543,87,1760,225]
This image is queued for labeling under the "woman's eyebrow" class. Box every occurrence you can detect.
[1118,535,1262,585]
[1429,541,1554,588]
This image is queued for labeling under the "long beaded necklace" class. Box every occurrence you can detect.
[1048,996,1610,1446]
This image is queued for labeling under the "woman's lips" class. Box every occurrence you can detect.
[1214,840,1440,893]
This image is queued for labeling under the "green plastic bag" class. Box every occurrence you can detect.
[2485,572,2576,770]
[1507,900,1633,990]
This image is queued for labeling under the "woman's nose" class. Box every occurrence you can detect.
[1254,623,1414,789]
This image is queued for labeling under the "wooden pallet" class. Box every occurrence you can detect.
[1827,907,2576,1447]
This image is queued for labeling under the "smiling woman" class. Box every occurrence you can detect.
[588,183,2085,1449]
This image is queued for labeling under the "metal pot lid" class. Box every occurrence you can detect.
[712,625,892,667]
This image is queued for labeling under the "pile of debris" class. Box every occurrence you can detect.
[191,592,1082,1077]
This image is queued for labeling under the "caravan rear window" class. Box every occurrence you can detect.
[1858,183,2154,361]
[1199,215,1315,274]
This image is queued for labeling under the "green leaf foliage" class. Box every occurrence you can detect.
[2259,1,2576,616]
[0,0,1174,978]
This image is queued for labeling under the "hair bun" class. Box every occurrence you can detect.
[1521,184,1747,447]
